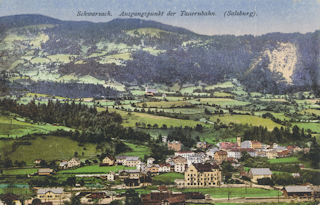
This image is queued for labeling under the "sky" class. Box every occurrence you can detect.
[0,0,319,36]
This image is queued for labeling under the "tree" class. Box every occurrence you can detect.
[240,151,251,162]
[64,194,82,205]
[125,189,141,205]
[32,198,42,204]
[74,151,79,157]
[110,201,123,205]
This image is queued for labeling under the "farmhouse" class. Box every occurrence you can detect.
[116,155,127,165]
[147,157,155,165]
[102,156,115,166]
[68,157,81,168]
[196,142,208,149]
[145,87,158,96]
[37,187,65,200]
[248,168,272,183]
[107,171,115,181]
[0,193,21,205]
[266,150,278,159]
[125,156,140,167]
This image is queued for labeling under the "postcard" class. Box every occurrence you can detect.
[0,0,319,204]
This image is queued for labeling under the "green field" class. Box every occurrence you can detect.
[0,187,33,195]
[171,188,281,198]
[180,86,203,94]
[136,101,193,108]
[205,81,234,89]
[188,98,250,106]
[268,157,299,164]
[210,114,281,130]
[102,108,212,128]
[119,142,151,159]
[299,109,320,116]
[0,111,72,138]
[292,123,320,133]
[0,136,98,165]
[3,168,38,175]
[153,172,184,184]
[59,165,135,174]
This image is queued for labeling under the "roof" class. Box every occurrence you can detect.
[215,151,227,155]
[126,156,140,161]
[287,146,299,149]
[69,157,81,162]
[0,193,20,201]
[176,150,194,154]
[38,168,53,173]
[193,163,219,172]
[169,141,181,144]
[249,168,272,175]
[59,162,68,166]
[34,203,53,205]
[197,142,207,145]
[37,188,64,194]
[285,186,313,193]
[173,156,186,159]
[230,148,256,152]
[163,196,185,203]
[116,155,128,160]
[251,141,261,144]
[104,156,114,160]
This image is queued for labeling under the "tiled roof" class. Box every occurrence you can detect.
[38,168,53,173]
[116,155,128,160]
[126,157,140,161]
[215,151,227,155]
[37,188,64,194]
[0,193,20,201]
[194,163,219,171]
[285,186,313,193]
[250,168,272,175]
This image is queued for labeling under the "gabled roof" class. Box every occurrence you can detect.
[126,156,140,161]
[249,168,272,175]
[215,151,227,155]
[116,155,128,160]
[193,163,219,172]
[37,188,64,194]
[0,193,20,201]
[176,150,194,154]
[285,185,313,193]
[104,155,114,160]
[38,168,53,173]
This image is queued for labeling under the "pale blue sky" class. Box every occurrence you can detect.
[0,0,319,36]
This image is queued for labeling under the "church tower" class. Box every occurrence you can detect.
[236,134,241,147]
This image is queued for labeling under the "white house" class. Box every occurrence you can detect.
[174,163,186,173]
[159,164,171,173]
[147,157,155,166]
[68,158,81,168]
[174,151,195,159]
[241,141,252,148]
[107,171,115,181]
[187,156,203,166]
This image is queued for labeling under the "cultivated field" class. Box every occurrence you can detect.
[59,165,135,174]
[209,114,282,130]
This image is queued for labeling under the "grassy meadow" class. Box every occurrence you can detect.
[209,114,281,130]
[0,136,98,165]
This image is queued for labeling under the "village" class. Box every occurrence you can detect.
[1,135,319,205]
